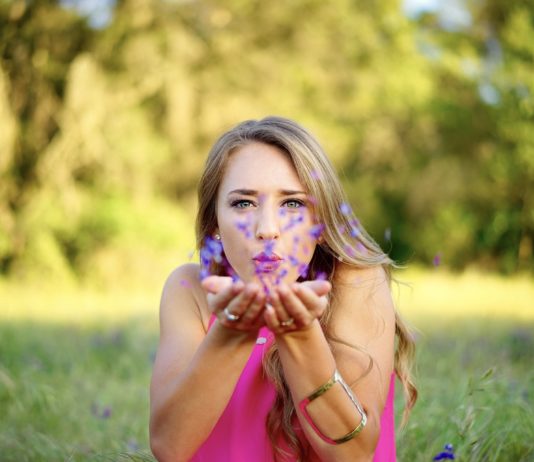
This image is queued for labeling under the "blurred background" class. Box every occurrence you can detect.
[0,0,533,460]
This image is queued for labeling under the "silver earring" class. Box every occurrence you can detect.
[214,234,221,240]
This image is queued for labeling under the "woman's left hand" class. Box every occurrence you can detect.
[263,280,331,334]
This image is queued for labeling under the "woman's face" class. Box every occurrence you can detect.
[215,142,319,289]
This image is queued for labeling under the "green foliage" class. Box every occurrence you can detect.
[1,0,533,283]
[0,319,157,461]
[399,320,534,461]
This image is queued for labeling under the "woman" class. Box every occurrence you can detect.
[149,116,417,461]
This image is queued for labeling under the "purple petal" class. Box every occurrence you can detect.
[309,223,325,239]
[316,272,327,280]
[344,244,356,257]
[340,203,351,215]
[298,263,309,278]
[289,256,300,267]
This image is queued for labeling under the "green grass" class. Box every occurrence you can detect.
[0,269,533,461]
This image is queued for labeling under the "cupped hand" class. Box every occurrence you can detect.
[201,276,267,332]
[263,280,332,334]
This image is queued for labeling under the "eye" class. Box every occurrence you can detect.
[283,199,305,209]
[231,199,255,209]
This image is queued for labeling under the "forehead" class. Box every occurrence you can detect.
[219,142,305,193]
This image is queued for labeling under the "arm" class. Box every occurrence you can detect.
[149,264,265,462]
[268,265,395,461]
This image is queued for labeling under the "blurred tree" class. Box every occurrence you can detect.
[0,0,92,274]
[1,0,533,283]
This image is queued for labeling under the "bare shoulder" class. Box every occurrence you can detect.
[334,263,390,290]
[160,263,210,332]
[330,263,395,348]
[151,263,210,401]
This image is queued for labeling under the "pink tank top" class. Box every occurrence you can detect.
[190,323,396,461]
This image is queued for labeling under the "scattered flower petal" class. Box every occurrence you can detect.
[340,203,351,215]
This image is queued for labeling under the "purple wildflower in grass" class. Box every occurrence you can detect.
[340,203,351,215]
[433,253,441,267]
[384,228,391,241]
[432,443,455,460]
[309,223,325,240]
[91,403,112,419]
[127,438,140,451]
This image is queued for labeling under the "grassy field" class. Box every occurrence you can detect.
[0,268,533,461]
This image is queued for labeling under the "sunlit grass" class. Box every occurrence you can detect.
[395,267,534,321]
[3,267,533,324]
[1,270,533,461]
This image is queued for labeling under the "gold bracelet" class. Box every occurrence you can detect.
[298,369,367,444]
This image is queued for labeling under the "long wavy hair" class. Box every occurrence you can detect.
[196,116,417,460]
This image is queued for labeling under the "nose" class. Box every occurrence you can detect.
[255,207,280,240]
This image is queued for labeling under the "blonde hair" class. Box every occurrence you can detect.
[196,116,417,459]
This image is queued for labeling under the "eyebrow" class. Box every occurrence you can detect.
[227,189,308,196]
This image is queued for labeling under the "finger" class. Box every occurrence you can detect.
[268,288,292,325]
[299,280,331,296]
[222,282,268,325]
[292,283,328,319]
[235,284,265,324]
[210,280,245,313]
[277,284,313,328]
[201,275,234,294]
[263,303,281,331]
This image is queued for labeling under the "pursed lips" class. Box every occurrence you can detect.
[252,252,283,272]
[253,251,282,262]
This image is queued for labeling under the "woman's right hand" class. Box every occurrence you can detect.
[201,276,267,332]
